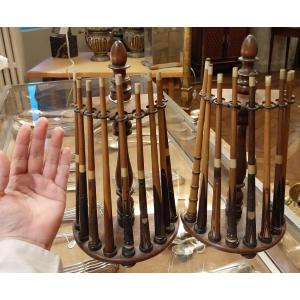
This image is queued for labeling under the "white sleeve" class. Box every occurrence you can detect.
[0,239,63,273]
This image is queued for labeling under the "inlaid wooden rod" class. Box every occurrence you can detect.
[73,73,80,230]
[195,64,213,234]
[156,72,175,233]
[86,80,101,251]
[185,59,210,223]
[147,72,167,244]
[99,77,117,257]
[208,73,223,243]
[134,82,153,253]
[280,70,295,226]
[243,75,257,248]
[76,78,89,242]
[115,74,135,257]
[225,67,239,248]
[259,75,272,243]
[271,69,286,235]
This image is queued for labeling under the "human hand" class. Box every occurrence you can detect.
[0,117,71,250]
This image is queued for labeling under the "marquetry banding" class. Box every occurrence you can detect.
[230,159,237,169]
[275,155,283,164]
[79,165,86,173]
[208,65,213,75]
[249,76,256,87]
[280,69,286,80]
[75,154,79,163]
[141,217,148,224]
[138,170,145,180]
[248,164,256,174]
[115,74,122,86]
[156,72,161,81]
[232,67,238,78]
[247,211,256,220]
[214,158,221,168]
[88,170,95,180]
[265,76,271,86]
[217,73,223,83]
[121,167,128,178]
[135,83,140,94]
[99,77,104,87]
[165,148,170,156]
[86,80,92,91]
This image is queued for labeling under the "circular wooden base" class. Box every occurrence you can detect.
[74,214,179,266]
[181,210,285,256]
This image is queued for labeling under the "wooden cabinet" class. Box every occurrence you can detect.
[191,27,249,77]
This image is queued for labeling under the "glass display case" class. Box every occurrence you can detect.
[0,77,299,272]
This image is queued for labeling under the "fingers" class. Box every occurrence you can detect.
[43,127,64,180]
[55,147,71,190]
[10,124,31,176]
[28,117,48,174]
[0,151,10,196]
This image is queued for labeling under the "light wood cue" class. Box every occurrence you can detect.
[208,73,223,243]
[147,72,167,244]
[73,73,80,229]
[99,77,117,257]
[243,75,257,248]
[135,82,153,253]
[86,80,101,250]
[115,74,135,257]
[156,72,174,233]
[76,78,89,242]
[185,58,210,223]
[281,70,295,224]
[195,64,213,234]
[271,69,286,234]
[259,75,272,243]
[225,67,239,248]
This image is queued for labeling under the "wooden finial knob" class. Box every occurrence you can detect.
[241,35,258,59]
[110,40,127,66]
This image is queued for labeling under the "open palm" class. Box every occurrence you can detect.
[0,118,71,250]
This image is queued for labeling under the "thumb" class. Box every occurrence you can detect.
[0,151,10,196]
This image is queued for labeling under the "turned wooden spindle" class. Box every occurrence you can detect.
[86,80,102,251]
[184,58,210,223]
[235,34,259,219]
[76,78,89,242]
[109,40,132,101]
[195,64,213,234]
[208,73,223,243]
[259,75,272,244]
[99,77,117,257]
[226,67,239,248]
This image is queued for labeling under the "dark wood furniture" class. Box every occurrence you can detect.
[268,27,300,74]
[191,28,249,79]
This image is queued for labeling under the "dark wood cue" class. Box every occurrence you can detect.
[76,78,89,242]
[281,70,295,225]
[73,73,80,230]
[243,75,257,248]
[184,59,210,223]
[99,77,117,257]
[195,64,213,234]
[156,72,175,233]
[226,67,239,248]
[208,73,223,243]
[134,82,153,253]
[271,69,286,235]
[258,76,272,244]
[147,72,167,244]
[115,74,135,258]
[85,80,102,251]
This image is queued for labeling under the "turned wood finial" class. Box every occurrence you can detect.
[109,40,132,101]
[237,34,259,95]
